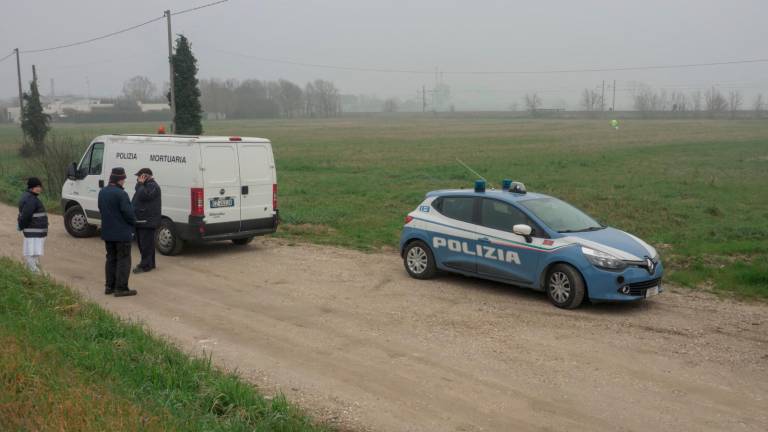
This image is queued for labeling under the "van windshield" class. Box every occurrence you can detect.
[519,197,604,233]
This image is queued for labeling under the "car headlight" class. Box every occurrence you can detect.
[581,246,627,270]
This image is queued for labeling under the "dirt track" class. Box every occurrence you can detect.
[1,203,767,432]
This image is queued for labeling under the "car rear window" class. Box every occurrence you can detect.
[435,196,474,224]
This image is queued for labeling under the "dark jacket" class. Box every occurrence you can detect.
[17,191,48,238]
[132,178,162,229]
[98,183,136,242]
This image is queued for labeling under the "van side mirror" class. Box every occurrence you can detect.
[67,162,77,180]
[513,224,533,242]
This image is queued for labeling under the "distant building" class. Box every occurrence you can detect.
[137,102,170,112]
[45,98,114,118]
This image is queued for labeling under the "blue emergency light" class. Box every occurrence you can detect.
[474,179,486,192]
[502,179,512,191]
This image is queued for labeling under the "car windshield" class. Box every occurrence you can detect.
[519,197,604,233]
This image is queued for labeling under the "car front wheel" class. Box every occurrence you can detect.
[403,240,437,279]
[546,264,586,309]
[64,205,97,238]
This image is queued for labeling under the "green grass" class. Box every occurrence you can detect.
[0,258,328,431]
[1,117,767,298]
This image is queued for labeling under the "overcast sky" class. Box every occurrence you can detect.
[1,0,766,110]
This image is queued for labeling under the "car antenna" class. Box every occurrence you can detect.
[455,158,494,188]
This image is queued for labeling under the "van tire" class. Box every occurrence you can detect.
[64,205,97,238]
[545,264,586,309]
[156,219,184,256]
[232,237,254,246]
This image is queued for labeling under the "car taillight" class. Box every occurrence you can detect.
[190,188,204,217]
[405,215,414,224]
[272,184,278,211]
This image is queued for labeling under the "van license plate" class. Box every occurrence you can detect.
[210,197,235,208]
[645,286,659,298]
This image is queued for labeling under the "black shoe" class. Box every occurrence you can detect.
[105,287,115,295]
[132,266,146,274]
[114,289,137,297]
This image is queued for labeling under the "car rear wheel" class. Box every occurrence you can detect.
[403,240,437,279]
[546,264,585,309]
[156,219,184,256]
[64,205,97,238]
[232,237,254,246]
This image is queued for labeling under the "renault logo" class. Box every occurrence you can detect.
[645,258,655,274]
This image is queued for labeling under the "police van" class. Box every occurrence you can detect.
[399,180,663,309]
[61,134,278,255]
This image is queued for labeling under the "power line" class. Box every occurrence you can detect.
[173,0,229,16]
[0,51,14,63]
[205,47,768,75]
[18,0,229,54]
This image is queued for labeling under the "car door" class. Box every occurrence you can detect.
[72,141,105,221]
[428,196,479,274]
[476,198,542,285]
[201,144,241,235]
[236,142,275,230]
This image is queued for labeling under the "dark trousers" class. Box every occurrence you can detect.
[135,227,156,270]
[105,241,131,291]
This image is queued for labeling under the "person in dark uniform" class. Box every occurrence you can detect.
[17,177,49,273]
[98,167,137,297]
[131,168,161,274]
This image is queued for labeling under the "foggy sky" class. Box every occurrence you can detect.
[1,0,766,110]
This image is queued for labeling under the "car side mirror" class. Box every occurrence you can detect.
[513,224,533,242]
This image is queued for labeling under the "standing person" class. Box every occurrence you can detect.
[17,177,48,273]
[132,168,161,274]
[98,167,137,297]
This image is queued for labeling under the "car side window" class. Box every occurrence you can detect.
[436,196,475,224]
[480,199,531,233]
[89,142,104,175]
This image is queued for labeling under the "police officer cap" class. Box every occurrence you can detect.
[135,168,153,176]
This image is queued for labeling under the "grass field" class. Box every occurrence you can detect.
[0,117,767,298]
[0,258,327,431]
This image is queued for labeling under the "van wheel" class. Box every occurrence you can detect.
[546,264,585,309]
[232,237,254,246]
[403,240,437,279]
[156,220,184,256]
[64,205,97,238]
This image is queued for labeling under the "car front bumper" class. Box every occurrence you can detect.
[584,261,665,302]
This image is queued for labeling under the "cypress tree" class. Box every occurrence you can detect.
[20,77,50,156]
[170,35,203,135]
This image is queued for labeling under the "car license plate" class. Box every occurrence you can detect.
[645,286,659,298]
[210,197,235,208]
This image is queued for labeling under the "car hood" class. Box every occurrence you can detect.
[561,227,656,261]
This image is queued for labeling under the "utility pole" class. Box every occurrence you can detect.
[601,80,605,112]
[32,64,37,84]
[14,48,24,128]
[422,84,426,113]
[611,79,616,112]
[165,9,176,133]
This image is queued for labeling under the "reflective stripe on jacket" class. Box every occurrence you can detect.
[18,191,48,238]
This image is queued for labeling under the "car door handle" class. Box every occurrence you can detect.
[241,186,249,195]
[478,237,491,243]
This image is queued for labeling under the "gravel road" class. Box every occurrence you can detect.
[1,204,766,432]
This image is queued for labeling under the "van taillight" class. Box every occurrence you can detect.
[272,184,278,211]
[191,188,204,216]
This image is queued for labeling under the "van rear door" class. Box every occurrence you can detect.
[237,142,276,231]
[201,144,241,235]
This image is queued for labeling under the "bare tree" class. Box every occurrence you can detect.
[382,98,399,113]
[670,91,688,112]
[753,93,765,119]
[523,93,542,115]
[278,79,304,118]
[632,84,666,117]
[580,88,603,112]
[305,79,340,117]
[690,90,703,115]
[705,87,728,115]
[122,76,156,102]
[727,90,743,119]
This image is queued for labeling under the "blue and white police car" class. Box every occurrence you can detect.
[399,180,663,309]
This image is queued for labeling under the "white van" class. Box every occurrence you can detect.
[61,134,278,255]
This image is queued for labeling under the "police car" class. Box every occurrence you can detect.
[399,180,663,309]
